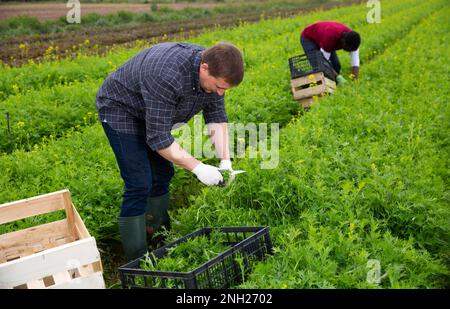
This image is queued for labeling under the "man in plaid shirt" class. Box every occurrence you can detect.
[96,42,244,260]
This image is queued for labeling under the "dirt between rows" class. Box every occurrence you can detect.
[0,2,224,21]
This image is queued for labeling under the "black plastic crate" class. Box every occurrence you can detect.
[118,226,273,289]
[289,51,337,81]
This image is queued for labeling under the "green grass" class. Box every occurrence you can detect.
[0,0,448,288]
[172,7,450,288]
[0,0,429,155]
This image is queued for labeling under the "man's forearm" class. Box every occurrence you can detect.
[207,122,230,160]
[157,142,200,171]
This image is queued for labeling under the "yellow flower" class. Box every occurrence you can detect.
[348,223,356,241]
[308,74,315,80]
[16,121,25,128]
[19,43,27,49]
[371,163,377,173]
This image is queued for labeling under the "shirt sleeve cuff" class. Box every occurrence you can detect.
[147,134,175,151]
[203,113,228,124]
[350,49,360,67]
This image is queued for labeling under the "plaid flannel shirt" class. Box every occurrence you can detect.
[96,42,228,151]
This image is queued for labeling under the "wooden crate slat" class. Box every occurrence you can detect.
[0,237,101,289]
[26,279,46,289]
[62,191,77,239]
[78,263,95,277]
[48,272,105,289]
[291,72,337,107]
[291,72,326,100]
[290,72,325,87]
[293,83,326,100]
[77,261,104,277]
[73,203,90,239]
[52,271,73,286]
[92,260,103,273]
[0,189,105,289]
[324,77,337,92]
[0,219,72,262]
[0,190,69,224]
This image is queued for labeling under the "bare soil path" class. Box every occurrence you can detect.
[0,2,224,21]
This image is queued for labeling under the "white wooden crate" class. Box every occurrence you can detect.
[0,189,105,289]
[291,72,336,107]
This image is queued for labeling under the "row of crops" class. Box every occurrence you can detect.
[179,7,450,288]
[0,0,442,155]
[0,0,448,287]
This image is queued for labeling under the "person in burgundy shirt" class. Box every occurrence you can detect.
[300,21,361,83]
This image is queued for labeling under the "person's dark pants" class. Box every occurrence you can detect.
[300,36,341,74]
[101,122,174,217]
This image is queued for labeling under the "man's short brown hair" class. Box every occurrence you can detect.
[201,42,244,86]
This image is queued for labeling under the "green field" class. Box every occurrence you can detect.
[0,0,448,289]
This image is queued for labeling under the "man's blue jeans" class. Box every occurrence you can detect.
[300,36,341,74]
[101,122,174,217]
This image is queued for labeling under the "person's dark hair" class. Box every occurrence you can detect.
[342,31,361,51]
[201,42,244,86]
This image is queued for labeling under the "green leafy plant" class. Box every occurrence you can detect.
[1,0,448,289]
[140,231,230,273]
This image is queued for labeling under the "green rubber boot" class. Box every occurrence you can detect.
[117,215,148,261]
[145,192,170,237]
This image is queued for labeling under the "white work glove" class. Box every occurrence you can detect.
[192,163,223,186]
[218,159,232,171]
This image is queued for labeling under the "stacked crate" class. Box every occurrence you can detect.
[0,190,105,289]
[289,53,337,108]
